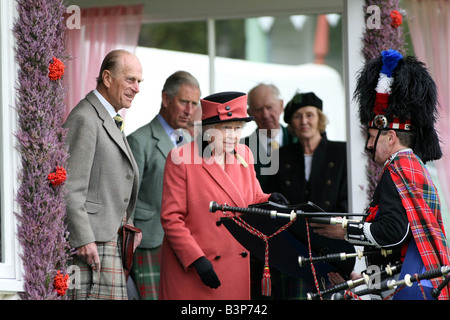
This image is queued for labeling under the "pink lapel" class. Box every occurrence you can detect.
[201,152,246,208]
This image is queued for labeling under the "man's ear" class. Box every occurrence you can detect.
[102,70,112,89]
[278,99,284,113]
[161,92,170,109]
[388,130,397,143]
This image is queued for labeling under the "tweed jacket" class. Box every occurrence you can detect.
[127,116,191,249]
[64,91,140,249]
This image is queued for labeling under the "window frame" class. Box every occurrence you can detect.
[0,0,23,296]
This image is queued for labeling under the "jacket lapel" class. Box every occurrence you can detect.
[150,117,175,159]
[85,92,134,163]
[309,136,327,194]
[201,153,246,208]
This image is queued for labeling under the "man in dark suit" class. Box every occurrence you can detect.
[242,83,296,192]
[127,71,201,299]
[241,83,296,300]
[64,49,142,300]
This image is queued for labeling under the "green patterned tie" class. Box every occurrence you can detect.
[114,114,124,132]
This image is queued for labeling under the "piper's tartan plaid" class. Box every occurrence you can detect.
[385,150,450,300]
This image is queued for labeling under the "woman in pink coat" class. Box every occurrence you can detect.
[159,92,286,300]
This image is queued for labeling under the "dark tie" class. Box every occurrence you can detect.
[173,130,184,146]
[114,114,124,132]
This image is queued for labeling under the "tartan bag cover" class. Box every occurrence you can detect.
[385,150,450,299]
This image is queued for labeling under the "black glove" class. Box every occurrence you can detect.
[268,192,288,205]
[192,256,221,289]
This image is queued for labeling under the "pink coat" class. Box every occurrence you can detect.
[159,141,270,300]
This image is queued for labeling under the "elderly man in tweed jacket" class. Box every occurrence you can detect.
[64,50,142,300]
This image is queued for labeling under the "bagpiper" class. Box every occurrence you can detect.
[313,49,450,300]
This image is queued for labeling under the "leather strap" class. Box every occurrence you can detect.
[119,224,141,280]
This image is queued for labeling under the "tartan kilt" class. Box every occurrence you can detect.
[131,246,162,300]
[68,234,128,300]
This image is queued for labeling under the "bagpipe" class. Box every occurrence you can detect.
[210,200,450,299]
[307,262,402,300]
[332,265,450,300]
[209,200,371,296]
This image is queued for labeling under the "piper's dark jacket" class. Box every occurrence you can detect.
[347,168,411,266]
[266,134,348,213]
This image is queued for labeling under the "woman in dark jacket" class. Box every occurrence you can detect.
[267,92,347,213]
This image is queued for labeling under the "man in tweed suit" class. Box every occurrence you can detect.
[127,71,200,299]
[64,50,143,300]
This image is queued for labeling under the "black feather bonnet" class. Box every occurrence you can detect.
[354,49,442,163]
